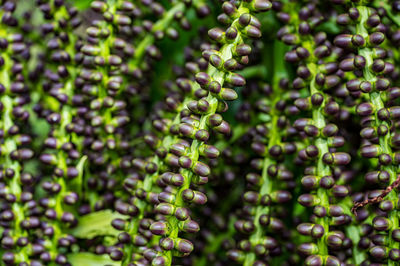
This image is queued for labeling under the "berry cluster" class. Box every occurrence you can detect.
[3,0,400,265]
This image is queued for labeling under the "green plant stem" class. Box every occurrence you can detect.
[357,6,399,265]
[288,22,332,258]
[0,21,28,263]
[123,98,189,265]
[308,62,330,256]
[244,41,287,266]
[165,91,218,264]
[37,2,88,259]
[122,2,208,262]
[89,2,137,264]
[163,4,252,264]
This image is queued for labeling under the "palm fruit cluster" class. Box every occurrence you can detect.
[4,0,400,265]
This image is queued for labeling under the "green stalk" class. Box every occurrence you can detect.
[308,62,330,257]
[36,2,88,259]
[287,7,337,258]
[123,98,190,265]
[0,17,28,263]
[163,4,256,264]
[165,87,219,264]
[244,40,287,266]
[357,6,399,265]
[291,24,332,260]
[122,2,207,263]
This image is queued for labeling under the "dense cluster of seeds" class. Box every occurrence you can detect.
[4,0,400,265]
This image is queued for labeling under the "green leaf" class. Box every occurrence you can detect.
[67,252,120,266]
[70,210,128,239]
[66,0,91,11]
